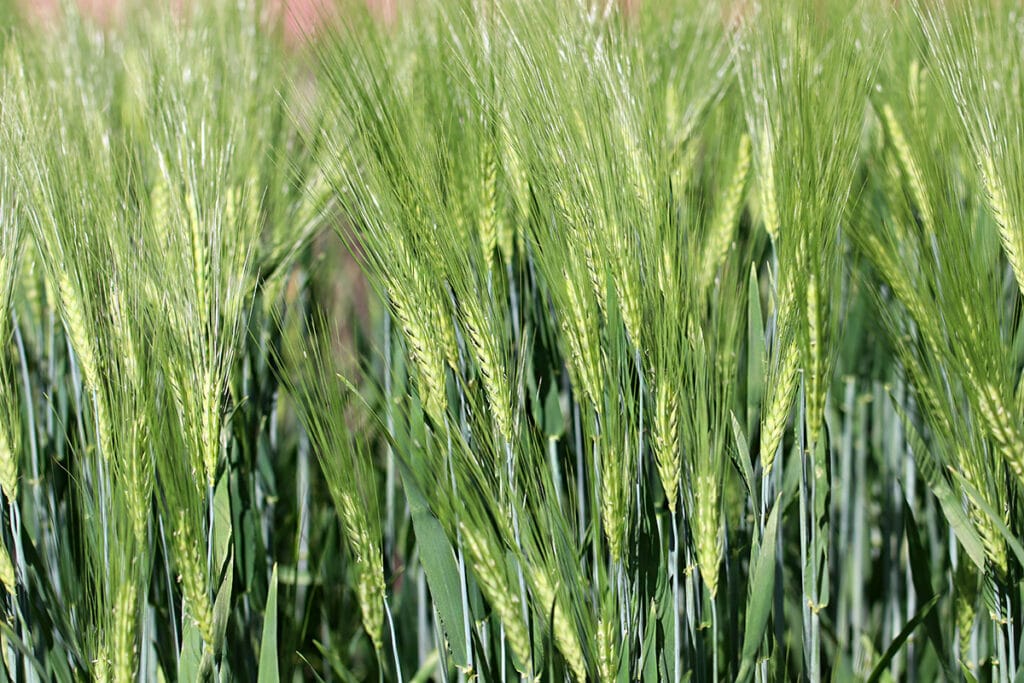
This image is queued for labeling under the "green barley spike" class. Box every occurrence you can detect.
[702,133,752,294]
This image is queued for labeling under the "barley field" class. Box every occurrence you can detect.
[0,0,1022,680]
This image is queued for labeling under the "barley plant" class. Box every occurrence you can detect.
[1,0,1024,681]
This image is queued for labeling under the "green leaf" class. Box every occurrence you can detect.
[212,553,234,656]
[892,401,987,570]
[258,564,280,683]
[736,495,781,682]
[543,380,565,438]
[640,601,659,683]
[730,412,755,503]
[866,593,941,683]
[398,458,470,667]
[213,475,233,577]
[237,505,264,595]
[179,614,206,683]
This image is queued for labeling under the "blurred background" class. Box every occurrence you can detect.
[18,0,389,39]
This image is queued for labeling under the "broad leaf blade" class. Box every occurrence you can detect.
[258,564,280,683]
[398,458,470,667]
[737,495,781,682]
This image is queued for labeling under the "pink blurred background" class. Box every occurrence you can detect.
[17,1,682,41]
[21,0,397,42]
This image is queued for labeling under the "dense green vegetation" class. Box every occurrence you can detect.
[1,0,1024,680]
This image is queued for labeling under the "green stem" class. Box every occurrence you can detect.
[385,595,404,683]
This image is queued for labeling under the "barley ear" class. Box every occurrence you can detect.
[0,541,15,596]
[479,142,500,269]
[701,133,752,294]
[560,284,602,406]
[694,472,722,598]
[758,134,780,243]
[150,179,170,240]
[531,572,586,682]
[671,140,700,205]
[201,369,221,487]
[760,340,798,472]
[954,560,977,666]
[979,154,1024,293]
[597,605,616,683]
[601,437,627,562]
[56,271,113,459]
[389,283,448,422]
[0,417,17,502]
[174,514,215,647]
[973,380,1024,487]
[339,489,385,651]
[500,118,527,265]
[355,561,385,654]
[652,381,681,513]
[57,270,99,392]
[462,302,513,442]
[804,274,825,446]
[618,112,651,209]
[0,291,18,502]
[186,189,209,317]
[957,455,1008,578]
[881,104,932,233]
[111,580,139,683]
[607,222,642,348]
[460,523,531,673]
